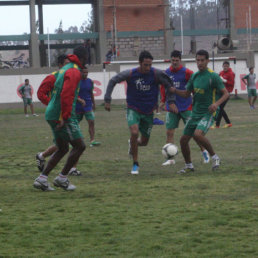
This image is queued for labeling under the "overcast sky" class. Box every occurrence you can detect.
[0,4,92,35]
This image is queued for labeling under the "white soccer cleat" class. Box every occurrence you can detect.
[212,157,220,170]
[33,176,55,191]
[162,159,176,166]
[53,176,76,191]
[68,168,82,176]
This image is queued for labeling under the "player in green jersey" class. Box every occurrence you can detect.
[170,49,229,173]
[33,46,88,191]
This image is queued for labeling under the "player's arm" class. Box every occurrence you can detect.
[60,68,81,121]
[159,85,166,110]
[91,80,96,111]
[209,88,229,113]
[37,74,56,105]
[104,70,131,111]
[208,75,229,113]
[241,75,248,85]
[77,96,86,107]
[19,85,25,97]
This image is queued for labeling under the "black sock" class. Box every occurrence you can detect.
[133,161,139,166]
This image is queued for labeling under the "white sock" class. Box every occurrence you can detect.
[186,163,194,168]
[58,173,67,181]
[39,174,47,181]
[38,152,44,160]
[69,167,76,172]
[212,154,219,160]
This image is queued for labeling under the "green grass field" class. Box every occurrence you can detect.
[0,99,258,257]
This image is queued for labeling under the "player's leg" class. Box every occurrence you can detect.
[33,138,69,191]
[220,99,231,127]
[248,89,253,108]
[85,112,101,147]
[162,111,178,165]
[36,145,57,172]
[252,90,257,107]
[23,99,28,116]
[53,119,86,190]
[194,114,220,170]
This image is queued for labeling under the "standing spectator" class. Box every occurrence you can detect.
[242,67,257,109]
[211,61,235,128]
[19,79,38,117]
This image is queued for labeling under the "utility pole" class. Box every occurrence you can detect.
[189,0,196,54]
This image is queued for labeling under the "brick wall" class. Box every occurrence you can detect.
[103,0,165,32]
[234,0,258,28]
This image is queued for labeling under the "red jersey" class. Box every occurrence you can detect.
[219,68,235,93]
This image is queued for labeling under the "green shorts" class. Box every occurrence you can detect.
[166,110,192,130]
[248,89,257,97]
[127,108,153,138]
[183,113,214,136]
[23,98,32,106]
[47,119,83,142]
[76,111,95,122]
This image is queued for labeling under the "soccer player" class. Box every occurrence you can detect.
[104,50,176,175]
[76,66,101,148]
[35,55,68,172]
[170,49,229,173]
[33,46,87,191]
[211,61,235,128]
[242,67,257,109]
[19,79,38,117]
[160,50,210,166]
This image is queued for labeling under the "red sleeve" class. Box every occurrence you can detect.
[61,68,81,120]
[37,74,56,105]
[160,85,166,103]
[185,68,193,81]
[226,71,235,93]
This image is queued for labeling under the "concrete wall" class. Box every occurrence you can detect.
[0,54,257,105]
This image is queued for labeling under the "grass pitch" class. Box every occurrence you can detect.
[0,99,258,257]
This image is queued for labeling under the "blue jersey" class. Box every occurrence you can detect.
[165,66,192,112]
[76,78,93,113]
[127,67,159,114]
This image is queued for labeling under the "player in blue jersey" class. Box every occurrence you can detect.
[104,50,176,175]
[160,50,210,166]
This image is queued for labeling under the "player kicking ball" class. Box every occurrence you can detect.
[170,49,229,173]
[104,50,176,175]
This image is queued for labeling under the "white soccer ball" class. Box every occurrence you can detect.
[162,143,178,159]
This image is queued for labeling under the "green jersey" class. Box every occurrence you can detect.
[186,68,225,116]
[45,62,81,121]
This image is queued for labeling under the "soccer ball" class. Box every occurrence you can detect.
[162,143,178,159]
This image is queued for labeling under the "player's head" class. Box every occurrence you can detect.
[57,54,67,68]
[25,79,29,85]
[73,45,88,66]
[249,67,254,73]
[170,50,182,69]
[139,50,153,73]
[81,66,88,79]
[196,49,209,71]
[223,61,230,72]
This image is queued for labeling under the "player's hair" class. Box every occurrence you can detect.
[223,61,230,66]
[249,67,254,72]
[170,50,181,59]
[25,79,29,82]
[73,45,87,60]
[57,54,67,65]
[139,50,153,63]
[196,49,209,59]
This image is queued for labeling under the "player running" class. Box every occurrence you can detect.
[160,50,210,166]
[170,49,229,173]
[33,46,87,191]
[104,50,176,175]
